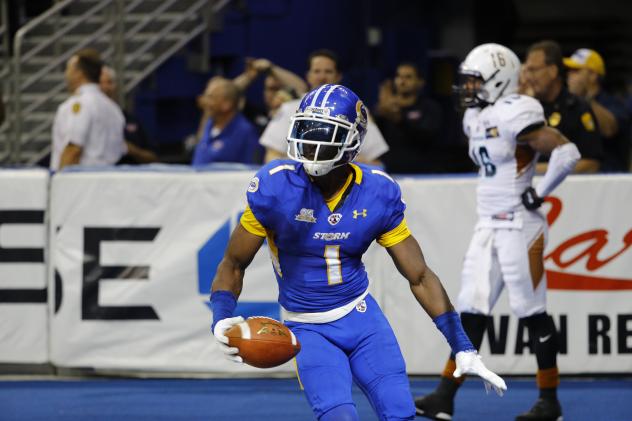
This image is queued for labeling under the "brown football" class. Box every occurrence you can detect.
[225,316,301,368]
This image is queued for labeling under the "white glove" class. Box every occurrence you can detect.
[454,350,507,396]
[213,316,244,364]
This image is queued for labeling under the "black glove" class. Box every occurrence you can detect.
[521,187,543,210]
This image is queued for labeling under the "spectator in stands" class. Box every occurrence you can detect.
[523,40,602,173]
[233,57,306,133]
[565,49,631,172]
[99,66,159,165]
[374,62,443,173]
[51,49,126,171]
[191,77,262,165]
[259,49,389,165]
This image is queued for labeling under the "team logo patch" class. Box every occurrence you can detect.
[71,102,81,114]
[485,126,499,138]
[581,112,595,132]
[353,209,367,219]
[356,299,367,313]
[247,176,259,193]
[295,208,317,223]
[355,100,368,127]
[328,213,342,225]
[548,112,561,127]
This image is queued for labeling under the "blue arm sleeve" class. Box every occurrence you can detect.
[433,311,476,354]
[210,290,237,331]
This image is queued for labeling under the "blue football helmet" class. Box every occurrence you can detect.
[287,84,368,176]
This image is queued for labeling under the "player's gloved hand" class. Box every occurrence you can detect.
[454,350,507,396]
[212,316,244,363]
[521,187,544,210]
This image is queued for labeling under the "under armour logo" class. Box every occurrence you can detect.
[353,209,367,219]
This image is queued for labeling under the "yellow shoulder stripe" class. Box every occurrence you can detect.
[377,218,411,248]
[240,206,266,237]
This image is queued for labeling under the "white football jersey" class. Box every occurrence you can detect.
[463,94,546,217]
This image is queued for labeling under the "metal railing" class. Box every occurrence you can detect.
[12,0,115,164]
[125,0,211,88]
[5,0,219,165]
[0,0,10,161]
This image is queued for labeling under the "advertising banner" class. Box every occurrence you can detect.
[0,169,49,363]
[44,169,632,374]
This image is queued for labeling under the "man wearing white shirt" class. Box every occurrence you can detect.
[259,49,389,165]
[51,49,126,171]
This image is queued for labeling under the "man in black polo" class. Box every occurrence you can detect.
[374,62,445,173]
[523,40,602,173]
[565,48,631,172]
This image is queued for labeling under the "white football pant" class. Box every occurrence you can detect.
[457,210,548,318]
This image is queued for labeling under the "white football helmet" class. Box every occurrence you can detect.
[454,43,520,108]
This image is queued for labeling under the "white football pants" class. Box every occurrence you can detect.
[457,210,548,318]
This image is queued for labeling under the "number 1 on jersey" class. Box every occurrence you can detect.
[475,146,497,177]
[325,245,343,285]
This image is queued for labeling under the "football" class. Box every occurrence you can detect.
[225,316,301,368]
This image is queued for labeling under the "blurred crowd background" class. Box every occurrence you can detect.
[2,0,631,174]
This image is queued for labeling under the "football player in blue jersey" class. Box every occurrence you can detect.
[210,84,506,421]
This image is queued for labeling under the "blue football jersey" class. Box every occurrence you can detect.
[241,160,409,313]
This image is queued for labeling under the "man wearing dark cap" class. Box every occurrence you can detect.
[523,40,603,172]
[565,48,631,172]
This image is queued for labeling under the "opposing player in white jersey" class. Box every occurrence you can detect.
[415,43,580,421]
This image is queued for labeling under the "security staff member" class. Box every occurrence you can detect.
[565,48,631,172]
[523,40,602,173]
[51,49,126,171]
